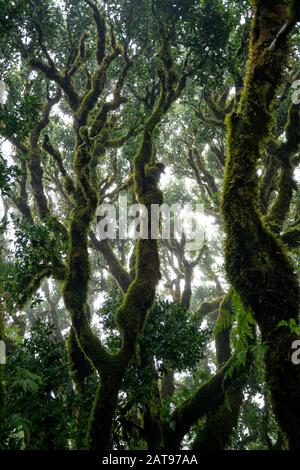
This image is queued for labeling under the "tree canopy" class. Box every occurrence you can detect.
[0,0,300,451]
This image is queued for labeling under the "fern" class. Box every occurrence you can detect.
[231,291,256,352]
[277,318,300,336]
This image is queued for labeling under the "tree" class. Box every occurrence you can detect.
[222,0,300,449]
[0,0,299,451]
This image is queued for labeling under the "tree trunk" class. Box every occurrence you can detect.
[221,0,300,449]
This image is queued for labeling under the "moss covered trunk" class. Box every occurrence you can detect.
[62,34,185,449]
[0,306,4,446]
[192,291,250,450]
[222,0,300,448]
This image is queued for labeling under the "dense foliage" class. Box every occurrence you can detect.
[0,0,300,451]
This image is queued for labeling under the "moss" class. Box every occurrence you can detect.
[221,0,300,448]
[75,39,121,129]
[116,237,161,357]
[90,235,131,293]
[214,292,233,367]
[259,148,280,214]
[196,297,223,320]
[181,263,193,309]
[266,160,295,230]
[143,381,164,451]
[265,103,300,228]
[68,327,94,392]
[164,353,249,449]
[62,130,118,450]
[192,292,253,450]
[63,33,187,450]
[28,149,50,220]
[0,305,4,443]
[87,357,123,450]
[43,134,77,197]
[285,104,300,154]
[84,0,106,65]
[114,36,183,365]
[281,225,300,248]
[192,381,244,450]
[160,370,175,401]
[17,267,54,311]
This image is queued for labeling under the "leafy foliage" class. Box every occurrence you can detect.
[99,292,211,374]
[3,320,71,450]
[0,0,299,452]
[0,153,22,196]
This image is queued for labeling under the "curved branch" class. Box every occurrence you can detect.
[89,232,131,294]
